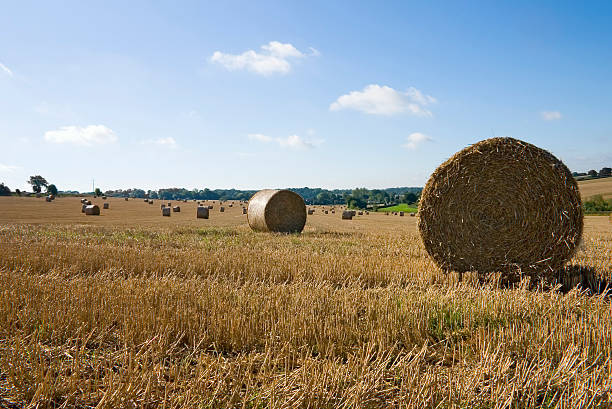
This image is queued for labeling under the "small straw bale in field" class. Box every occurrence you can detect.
[410,213,416,217]
[243,207,247,214]
[350,210,356,217]
[80,198,87,204]
[342,210,353,220]
[87,200,92,205]
[399,212,404,216]
[247,189,307,233]
[143,199,148,202]
[84,205,100,215]
[45,196,52,202]
[220,206,225,212]
[366,211,369,215]
[172,206,180,212]
[308,209,314,215]
[325,210,328,214]
[148,200,153,204]
[197,206,209,219]
[229,204,233,207]
[36,193,41,198]
[124,197,129,201]
[418,137,583,279]
[208,205,213,209]
[332,210,335,214]
[162,207,171,217]
[102,196,107,200]
[103,203,109,209]
[161,204,166,209]
[81,204,87,213]
[358,211,363,215]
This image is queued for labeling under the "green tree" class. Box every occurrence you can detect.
[401,192,418,204]
[27,175,48,193]
[0,183,11,196]
[94,188,102,197]
[47,184,58,196]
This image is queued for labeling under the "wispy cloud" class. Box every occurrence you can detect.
[402,132,432,150]
[541,111,562,120]
[0,62,13,77]
[210,41,318,76]
[0,163,19,172]
[248,133,321,150]
[44,125,117,146]
[330,84,436,116]
[141,137,177,148]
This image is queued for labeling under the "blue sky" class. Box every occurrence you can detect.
[1,1,611,192]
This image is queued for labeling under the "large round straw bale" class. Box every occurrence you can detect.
[162,207,171,217]
[173,206,180,212]
[102,196,107,200]
[81,204,87,213]
[84,205,100,215]
[342,210,353,220]
[197,206,209,219]
[418,137,583,278]
[103,203,109,209]
[247,189,306,233]
[45,196,52,202]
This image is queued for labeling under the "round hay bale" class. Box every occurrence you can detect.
[197,206,209,219]
[161,204,166,209]
[103,203,109,209]
[125,197,129,201]
[208,205,213,210]
[45,196,52,202]
[84,205,100,215]
[242,207,247,214]
[418,137,583,278]
[219,206,225,212]
[358,211,363,215]
[81,204,87,213]
[162,207,171,217]
[172,206,180,212]
[399,212,404,216]
[247,189,306,233]
[307,209,314,215]
[102,196,107,200]
[87,200,92,205]
[341,210,353,220]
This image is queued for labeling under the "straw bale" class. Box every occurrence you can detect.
[162,207,171,217]
[197,206,209,219]
[247,189,306,233]
[81,204,87,213]
[399,212,404,216]
[172,206,180,212]
[243,207,247,214]
[102,196,107,200]
[342,210,353,220]
[84,205,100,215]
[45,196,52,202]
[103,203,109,209]
[220,206,225,212]
[418,137,583,278]
[125,197,129,201]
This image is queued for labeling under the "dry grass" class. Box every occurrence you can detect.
[1,196,612,408]
[578,177,612,201]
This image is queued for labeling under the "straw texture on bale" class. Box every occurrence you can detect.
[418,137,583,278]
[197,206,209,219]
[247,189,306,233]
[103,203,109,209]
[84,205,100,216]
[162,207,171,217]
[342,210,353,220]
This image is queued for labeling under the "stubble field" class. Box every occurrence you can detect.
[1,196,611,408]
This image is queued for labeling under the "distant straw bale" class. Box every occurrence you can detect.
[81,204,87,213]
[418,137,583,279]
[162,207,171,217]
[342,210,353,220]
[197,206,209,219]
[247,189,307,233]
[84,205,100,215]
[399,212,404,216]
[220,207,225,212]
[125,197,129,201]
[172,206,180,212]
[103,203,109,209]
[243,207,247,214]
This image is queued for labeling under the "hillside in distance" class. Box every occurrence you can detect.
[578,177,612,200]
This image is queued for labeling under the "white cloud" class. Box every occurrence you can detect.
[541,111,562,120]
[141,137,177,148]
[0,163,19,172]
[248,133,321,150]
[402,132,432,150]
[210,41,317,75]
[44,125,117,146]
[330,84,436,116]
[0,62,13,77]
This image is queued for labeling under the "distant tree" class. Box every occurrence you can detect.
[401,192,418,204]
[94,188,102,197]
[346,196,367,209]
[15,189,21,196]
[0,183,11,196]
[47,184,58,196]
[588,170,598,178]
[27,175,48,193]
[600,167,612,178]
[583,195,612,213]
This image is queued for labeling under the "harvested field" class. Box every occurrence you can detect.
[0,196,611,407]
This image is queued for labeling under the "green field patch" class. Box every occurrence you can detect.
[376,203,418,213]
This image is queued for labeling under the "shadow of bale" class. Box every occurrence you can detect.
[556,265,611,296]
